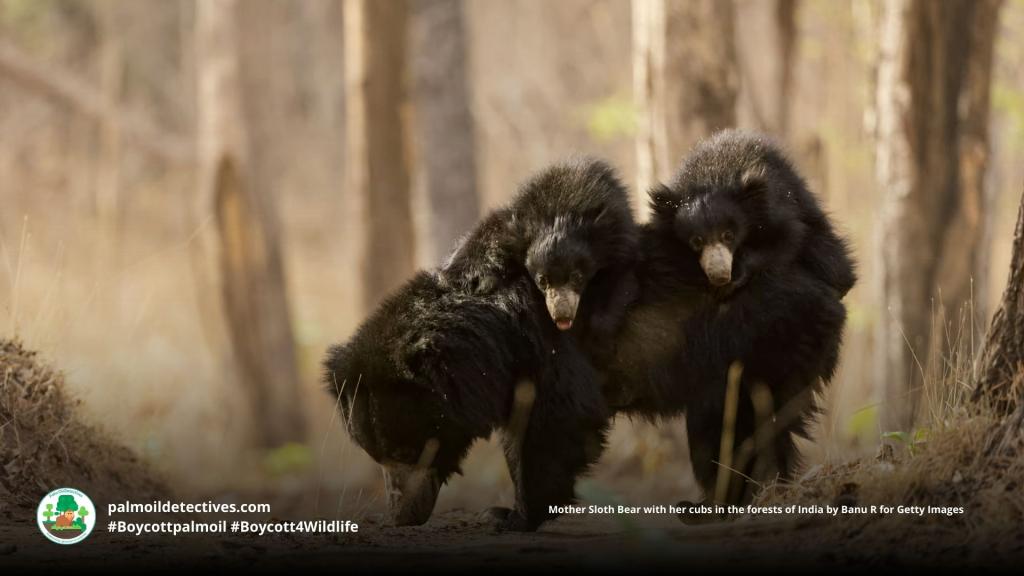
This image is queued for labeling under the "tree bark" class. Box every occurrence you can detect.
[874,0,1002,432]
[408,0,479,267]
[973,190,1024,415]
[936,0,1003,337]
[633,0,738,212]
[344,0,415,309]
[195,0,305,449]
[735,0,797,138]
[774,0,796,137]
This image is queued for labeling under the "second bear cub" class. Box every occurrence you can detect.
[441,158,639,361]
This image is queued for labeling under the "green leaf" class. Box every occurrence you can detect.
[580,95,636,142]
[846,405,878,439]
[881,431,911,445]
[913,428,929,443]
[263,442,313,476]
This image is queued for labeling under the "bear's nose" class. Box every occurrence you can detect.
[700,242,733,287]
[544,286,580,331]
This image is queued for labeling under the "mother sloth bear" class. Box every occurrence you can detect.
[324,158,637,531]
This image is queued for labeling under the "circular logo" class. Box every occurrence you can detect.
[37,488,96,545]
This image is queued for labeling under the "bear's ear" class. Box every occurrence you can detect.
[738,164,768,200]
[648,184,679,219]
[395,334,436,381]
[587,204,610,226]
[503,213,533,255]
[323,344,351,394]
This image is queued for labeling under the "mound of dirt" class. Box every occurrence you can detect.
[0,339,171,524]
[755,401,1024,562]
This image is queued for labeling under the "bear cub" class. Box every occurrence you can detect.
[650,130,856,506]
[441,158,639,362]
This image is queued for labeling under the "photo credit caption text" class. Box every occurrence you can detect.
[550,504,966,517]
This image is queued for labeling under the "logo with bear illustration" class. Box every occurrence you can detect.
[37,488,96,544]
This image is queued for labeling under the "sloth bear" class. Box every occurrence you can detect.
[325,159,638,532]
[441,158,639,362]
[324,273,608,531]
[645,130,856,506]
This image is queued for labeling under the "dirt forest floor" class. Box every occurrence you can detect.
[3,338,1024,572]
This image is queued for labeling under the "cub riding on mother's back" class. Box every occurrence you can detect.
[647,130,856,507]
[441,158,640,361]
[325,158,639,532]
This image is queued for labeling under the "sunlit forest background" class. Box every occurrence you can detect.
[1,0,1022,515]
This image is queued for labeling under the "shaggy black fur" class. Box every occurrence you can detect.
[324,272,609,531]
[323,136,854,530]
[441,158,639,361]
[643,130,856,505]
[323,159,639,532]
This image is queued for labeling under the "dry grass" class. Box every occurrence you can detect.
[0,338,171,523]
[738,291,1024,560]
[759,406,1018,515]
[753,365,1024,558]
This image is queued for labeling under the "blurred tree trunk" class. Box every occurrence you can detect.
[238,0,290,218]
[735,0,797,138]
[973,191,1024,416]
[633,0,738,210]
[95,0,123,270]
[775,0,796,136]
[195,0,305,448]
[409,0,479,267]
[937,0,1003,337]
[344,0,415,308]
[874,0,1002,432]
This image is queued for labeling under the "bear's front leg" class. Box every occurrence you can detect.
[496,417,608,532]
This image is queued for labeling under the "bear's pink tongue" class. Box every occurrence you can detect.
[556,319,573,331]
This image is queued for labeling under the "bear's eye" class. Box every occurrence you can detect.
[571,271,584,285]
[721,230,735,244]
[689,235,704,251]
[535,273,547,287]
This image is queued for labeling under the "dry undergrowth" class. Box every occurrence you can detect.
[755,369,1024,560]
[0,339,170,524]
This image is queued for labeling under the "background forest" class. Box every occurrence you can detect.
[1,0,1023,517]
